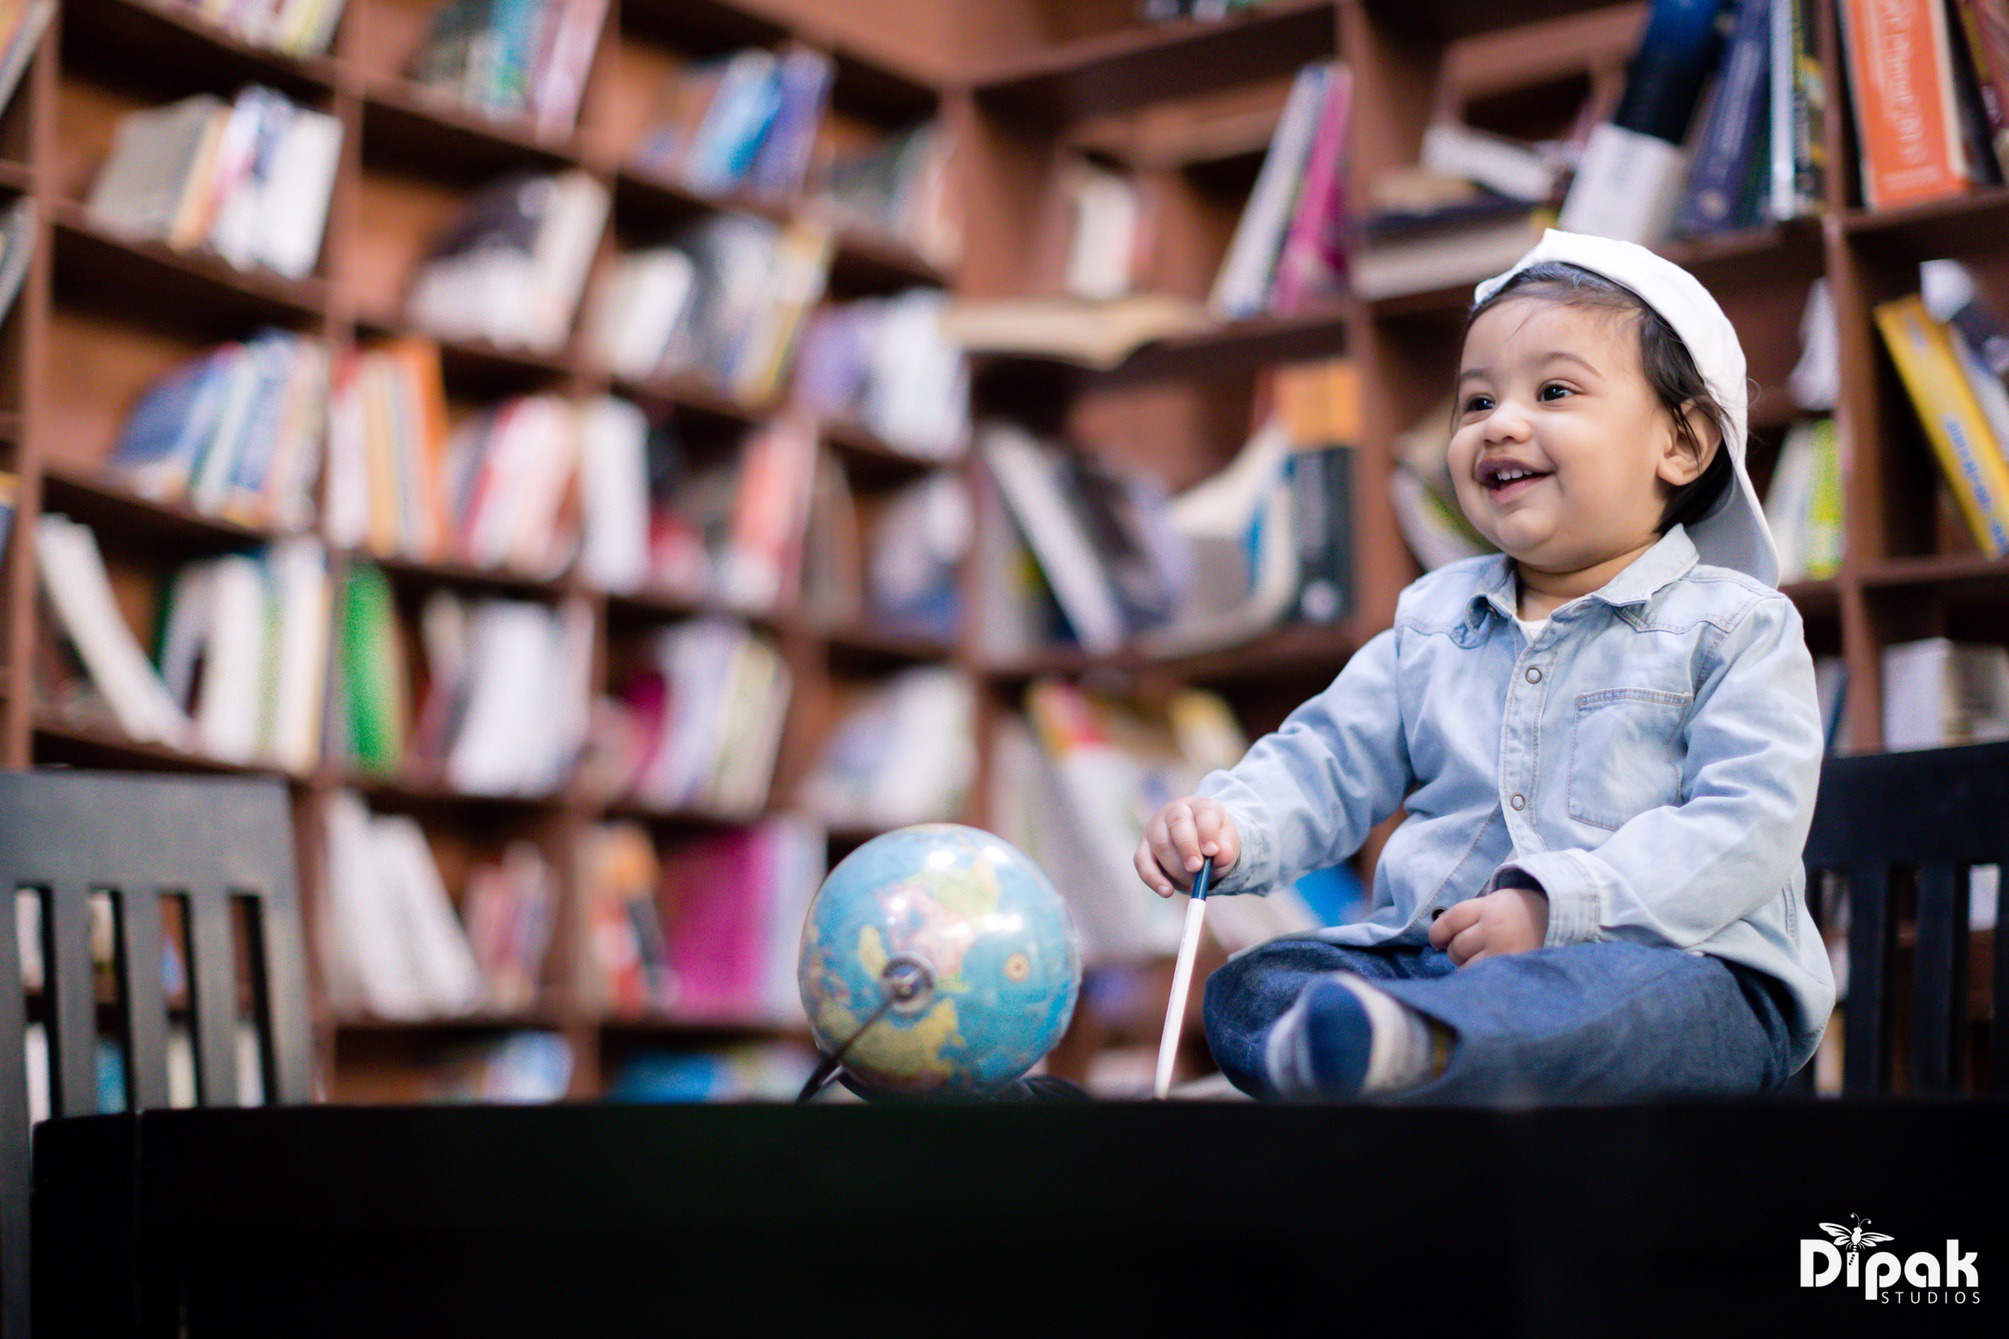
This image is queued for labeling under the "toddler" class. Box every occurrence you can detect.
[1137,230,1834,1102]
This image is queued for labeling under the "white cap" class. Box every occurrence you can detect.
[1472,228,1779,587]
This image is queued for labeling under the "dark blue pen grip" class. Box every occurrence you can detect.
[1191,862,1211,901]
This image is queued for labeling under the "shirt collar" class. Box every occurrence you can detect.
[1467,524,1700,625]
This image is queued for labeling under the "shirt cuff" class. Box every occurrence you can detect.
[1491,850,1603,947]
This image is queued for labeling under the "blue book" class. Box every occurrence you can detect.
[1675,0,1772,235]
[110,348,237,499]
[223,334,304,511]
[746,48,832,197]
[1613,0,1734,145]
[682,49,782,195]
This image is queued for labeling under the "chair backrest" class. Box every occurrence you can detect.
[1803,739,2009,1098]
[0,771,314,1336]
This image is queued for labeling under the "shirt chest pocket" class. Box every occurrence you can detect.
[1566,688,1690,830]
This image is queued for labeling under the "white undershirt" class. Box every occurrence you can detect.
[1514,614,1550,644]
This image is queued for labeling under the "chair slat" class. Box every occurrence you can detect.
[114,889,171,1112]
[45,887,99,1118]
[1995,885,2009,1097]
[1910,863,1966,1095]
[0,890,30,1339]
[254,897,315,1104]
[185,889,240,1108]
[1843,864,1890,1098]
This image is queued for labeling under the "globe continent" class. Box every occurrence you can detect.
[799,824,1081,1095]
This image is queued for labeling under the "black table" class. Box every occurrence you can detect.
[32,1101,2005,1335]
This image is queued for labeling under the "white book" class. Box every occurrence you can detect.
[460,400,547,568]
[446,601,558,795]
[1882,638,2009,749]
[374,814,485,1015]
[526,171,610,350]
[156,561,218,710]
[503,397,582,574]
[321,792,428,1018]
[34,515,193,747]
[194,554,268,764]
[579,396,651,592]
[255,109,342,281]
[642,619,744,808]
[187,347,270,514]
[1557,122,1690,245]
[266,538,331,773]
[589,248,696,381]
[706,640,792,815]
[322,358,370,550]
[981,424,1126,655]
[1208,62,1331,320]
[1066,165,1141,301]
[209,92,295,272]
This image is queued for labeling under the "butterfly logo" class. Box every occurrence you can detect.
[1819,1215,1895,1270]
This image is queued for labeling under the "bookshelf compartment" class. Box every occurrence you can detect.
[52,209,328,337]
[359,82,583,184]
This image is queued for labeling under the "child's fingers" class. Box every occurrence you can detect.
[1210,816,1240,873]
[1134,837,1176,898]
[1165,803,1205,872]
[1428,901,1475,950]
[1192,803,1223,859]
[1145,809,1192,891]
[1446,923,1486,966]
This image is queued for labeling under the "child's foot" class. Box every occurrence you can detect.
[1263,974,1449,1100]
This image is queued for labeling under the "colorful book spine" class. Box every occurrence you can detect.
[1874,294,2009,556]
[1837,0,1970,207]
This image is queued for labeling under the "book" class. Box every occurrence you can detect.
[658,818,824,1024]
[1954,0,2009,179]
[620,618,792,815]
[1769,0,1827,220]
[34,514,195,747]
[1267,64,1353,315]
[318,791,486,1019]
[1675,0,1773,236]
[406,169,609,352]
[1559,0,1730,241]
[0,195,34,330]
[86,94,230,241]
[713,416,818,612]
[0,0,54,119]
[1762,417,1844,582]
[981,425,1128,654]
[940,293,1213,370]
[800,667,976,828]
[1882,638,2009,748]
[332,562,408,774]
[1837,0,1971,207]
[861,469,966,640]
[815,119,962,268]
[1873,293,2009,556]
[1064,161,1146,301]
[1347,197,1546,300]
[1208,61,1334,319]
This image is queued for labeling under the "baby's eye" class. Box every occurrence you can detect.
[1538,383,1574,401]
[1461,393,1494,414]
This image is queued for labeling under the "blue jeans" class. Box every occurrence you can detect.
[1203,938,1799,1103]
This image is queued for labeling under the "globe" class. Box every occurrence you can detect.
[798,824,1082,1096]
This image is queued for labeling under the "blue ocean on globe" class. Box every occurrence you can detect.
[798,824,1081,1095]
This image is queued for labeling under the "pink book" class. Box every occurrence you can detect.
[1268,66,1354,315]
[663,825,773,1019]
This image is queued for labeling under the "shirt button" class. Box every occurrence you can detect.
[1525,667,1542,683]
[1510,794,1526,811]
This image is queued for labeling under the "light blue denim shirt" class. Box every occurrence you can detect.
[1197,523,1835,1067]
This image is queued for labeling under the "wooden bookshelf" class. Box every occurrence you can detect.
[12,0,2009,1103]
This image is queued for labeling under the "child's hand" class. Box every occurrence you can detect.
[1428,888,1549,966]
[1135,795,1241,898]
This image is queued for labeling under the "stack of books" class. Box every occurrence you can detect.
[34,516,332,768]
[404,0,607,136]
[318,791,491,1020]
[580,617,792,819]
[645,417,820,614]
[405,169,609,353]
[1833,0,2007,212]
[1873,261,2009,559]
[799,666,975,829]
[86,85,342,280]
[789,290,971,460]
[1207,60,1351,318]
[813,119,961,268]
[170,0,346,56]
[632,44,833,200]
[459,840,557,1013]
[588,213,832,405]
[579,817,824,1024]
[110,329,330,531]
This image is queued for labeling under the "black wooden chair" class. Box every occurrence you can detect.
[0,771,315,1337]
[1804,739,2009,1096]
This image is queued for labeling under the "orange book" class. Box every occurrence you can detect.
[1838,0,1971,207]
[376,337,452,558]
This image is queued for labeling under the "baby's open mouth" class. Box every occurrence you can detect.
[1482,466,1551,499]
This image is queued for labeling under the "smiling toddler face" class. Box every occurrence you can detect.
[1449,297,1695,578]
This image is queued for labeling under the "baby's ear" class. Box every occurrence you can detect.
[1660,399,1722,485]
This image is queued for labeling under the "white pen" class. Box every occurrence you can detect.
[1153,859,1211,1099]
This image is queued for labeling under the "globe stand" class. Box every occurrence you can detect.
[796,957,933,1103]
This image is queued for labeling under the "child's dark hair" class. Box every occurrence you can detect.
[1467,262,1735,535]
